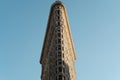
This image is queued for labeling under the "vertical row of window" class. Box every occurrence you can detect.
[54,5,66,80]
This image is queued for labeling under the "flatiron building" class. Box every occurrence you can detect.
[40,1,76,80]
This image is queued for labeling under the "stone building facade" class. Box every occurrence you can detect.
[40,1,76,80]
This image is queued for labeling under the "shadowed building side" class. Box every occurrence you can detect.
[40,1,76,80]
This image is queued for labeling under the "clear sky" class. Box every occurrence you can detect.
[0,0,120,80]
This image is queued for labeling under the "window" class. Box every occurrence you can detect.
[58,47,61,50]
[61,35,63,38]
[59,75,62,80]
[59,67,62,72]
[58,22,60,26]
[58,16,60,20]
[58,39,61,44]
[58,33,61,37]
[57,28,61,32]
[57,10,60,15]
[58,52,61,57]
[58,59,62,64]
[55,16,60,20]
[58,53,61,57]
[64,76,66,80]
[58,61,62,64]
[63,53,64,58]
[58,46,61,50]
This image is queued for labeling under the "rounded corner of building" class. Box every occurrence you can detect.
[51,1,65,9]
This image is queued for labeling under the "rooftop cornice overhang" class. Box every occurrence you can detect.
[40,1,76,64]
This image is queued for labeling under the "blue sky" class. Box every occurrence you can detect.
[0,0,120,80]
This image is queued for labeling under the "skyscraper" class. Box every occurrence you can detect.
[40,1,76,80]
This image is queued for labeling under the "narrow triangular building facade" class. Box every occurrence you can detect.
[40,1,76,80]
